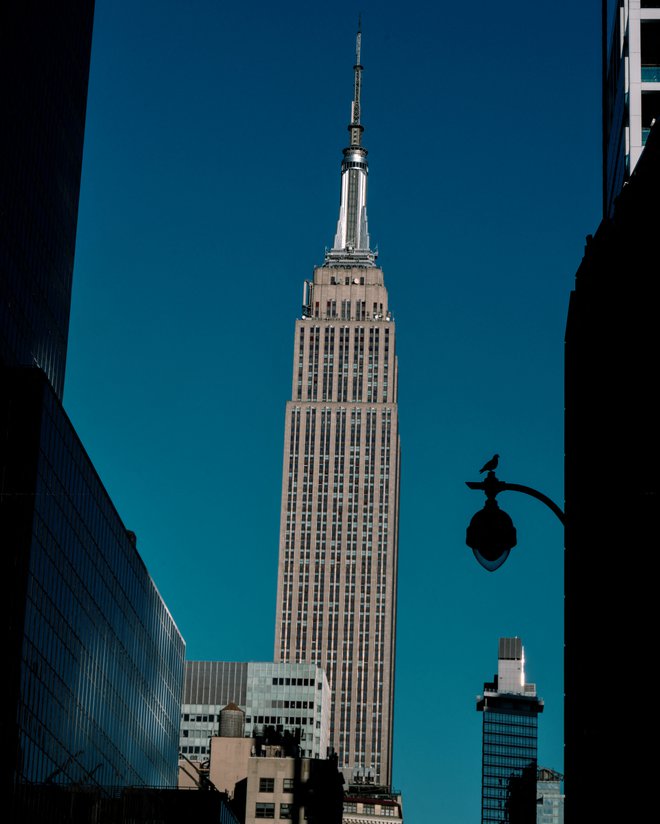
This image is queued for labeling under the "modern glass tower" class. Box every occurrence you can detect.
[1,3,187,809]
[3,369,185,793]
[274,27,401,786]
[477,638,544,824]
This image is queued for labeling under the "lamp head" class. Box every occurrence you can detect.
[466,498,517,572]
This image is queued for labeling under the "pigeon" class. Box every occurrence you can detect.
[479,454,499,474]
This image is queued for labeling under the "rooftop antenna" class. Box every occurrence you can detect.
[351,16,363,140]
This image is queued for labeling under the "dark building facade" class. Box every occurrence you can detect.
[1,3,189,810]
[565,122,660,823]
[2,369,185,800]
[561,8,660,821]
[477,639,543,824]
[0,1,95,399]
[11,784,240,824]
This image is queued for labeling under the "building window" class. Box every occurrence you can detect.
[642,90,660,145]
[344,802,357,813]
[283,778,295,792]
[280,803,293,819]
[256,803,275,818]
[363,804,375,814]
[641,20,660,81]
[260,778,275,793]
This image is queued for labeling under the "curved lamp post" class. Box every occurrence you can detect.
[466,469,565,571]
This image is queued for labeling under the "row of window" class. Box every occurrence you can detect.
[271,677,319,687]
[343,802,398,817]
[296,324,393,403]
[259,777,295,793]
[248,716,316,728]
[255,802,291,819]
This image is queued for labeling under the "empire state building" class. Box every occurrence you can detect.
[274,28,400,786]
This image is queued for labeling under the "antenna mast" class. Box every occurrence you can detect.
[350,19,363,146]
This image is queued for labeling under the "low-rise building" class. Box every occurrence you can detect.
[245,744,343,824]
[180,661,331,761]
[536,768,564,824]
[180,733,343,824]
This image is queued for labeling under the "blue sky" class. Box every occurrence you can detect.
[65,2,603,822]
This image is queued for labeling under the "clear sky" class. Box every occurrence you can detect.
[65,2,603,822]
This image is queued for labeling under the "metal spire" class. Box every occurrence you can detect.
[350,18,363,143]
[325,21,376,267]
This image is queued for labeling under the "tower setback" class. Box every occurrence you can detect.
[274,27,401,786]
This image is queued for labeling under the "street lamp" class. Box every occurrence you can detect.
[466,467,565,571]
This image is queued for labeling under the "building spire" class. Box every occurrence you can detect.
[325,21,376,267]
[351,17,363,144]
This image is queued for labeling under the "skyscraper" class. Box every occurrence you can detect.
[477,638,544,824]
[274,27,401,786]
[602,0,660,215]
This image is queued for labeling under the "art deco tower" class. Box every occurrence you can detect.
[274,27,400,786]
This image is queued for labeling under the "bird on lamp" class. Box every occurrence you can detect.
[479,454,499,474]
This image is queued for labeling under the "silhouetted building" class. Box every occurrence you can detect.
[0,3,188,813]
[562,8,660,822]
[536,768,563,824]
[477,638,544,824]
[603,1,660,215]
[273,26,401,786]
[0,1,95,399]
[10,783,239,824]
[565,116,660,824]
